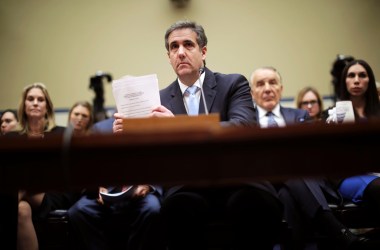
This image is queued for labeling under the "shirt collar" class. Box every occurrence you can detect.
[178,72,205,95]
[257,104,281,118]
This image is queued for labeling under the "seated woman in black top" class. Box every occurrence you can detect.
[8,83,79,250]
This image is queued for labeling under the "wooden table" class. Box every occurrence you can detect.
[1,121,379,248]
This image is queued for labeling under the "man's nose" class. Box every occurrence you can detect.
[264,82,271,90]
[178,45,185,55]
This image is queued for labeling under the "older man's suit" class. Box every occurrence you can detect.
[255,104,310,126]
[160,67,283,250]
[279,106,310,124]
[272,108,342,248]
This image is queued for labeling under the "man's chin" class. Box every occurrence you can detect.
[263,102,276,111]
[176,68,193,76]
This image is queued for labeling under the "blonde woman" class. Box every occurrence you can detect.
[8,83,79,250]
[67,101,93,136]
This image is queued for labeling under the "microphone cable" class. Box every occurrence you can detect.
[198,68,209,115]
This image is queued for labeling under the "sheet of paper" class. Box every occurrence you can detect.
[336,101,355,123]
[112,74,161,118]
[99,185,135,204]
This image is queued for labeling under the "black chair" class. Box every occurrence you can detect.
[206,219,290,250]
[330,202,380,237]
[36,210,69,250]
[314,202,380,250]
[38,210,290,250]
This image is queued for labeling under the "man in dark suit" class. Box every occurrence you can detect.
[250,66,319,249]
[249,66,310,127]
[68,118,164,250]
[114,20,283,250]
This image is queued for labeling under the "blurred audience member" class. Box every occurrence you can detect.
[250,66,310,127]
[330,54,355,103]
[327,59,380,122]
[68,101,93,136]
[7,83,79,250]
[1,109,19,135]
[334,59,380,212]
[296,86,324,122]
[281,59,380,250]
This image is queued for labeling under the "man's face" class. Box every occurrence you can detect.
[167,28,206,85]
[251,68,283,111]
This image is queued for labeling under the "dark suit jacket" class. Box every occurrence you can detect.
[160,67,257,127]
[161,68,280,198]
[280,106,310,125]
[90,117,163,197]
[91,117,115,134]
[277,107,338,219]
[255,105,310,126]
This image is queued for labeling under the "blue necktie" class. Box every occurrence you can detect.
[185,85,200,115]
[266,112,279,128]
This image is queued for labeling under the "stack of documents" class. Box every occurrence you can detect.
[112,74,161,118]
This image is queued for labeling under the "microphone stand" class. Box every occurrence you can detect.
[198,68,209,115]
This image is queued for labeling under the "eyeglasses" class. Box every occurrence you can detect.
[301,100,318,107]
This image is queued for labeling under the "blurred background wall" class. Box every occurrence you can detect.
[1,0,379,125]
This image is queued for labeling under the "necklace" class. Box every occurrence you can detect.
[28,131,44,138]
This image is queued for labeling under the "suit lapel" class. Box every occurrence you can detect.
[280,107,295,125]
[165,68,217,115]
[167,81,187,115]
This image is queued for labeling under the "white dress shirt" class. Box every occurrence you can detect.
[178,72,205,114]
[256,104,286,128]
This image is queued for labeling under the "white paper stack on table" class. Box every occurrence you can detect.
[112,74,161,118]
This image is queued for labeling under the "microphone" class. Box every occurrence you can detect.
[198,67,209,115]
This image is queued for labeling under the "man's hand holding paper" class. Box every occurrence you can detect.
[149,105,175,118]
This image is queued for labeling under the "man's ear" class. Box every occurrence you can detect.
[201,46,207,60]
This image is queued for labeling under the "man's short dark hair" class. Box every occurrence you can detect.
[164,20,208,51]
